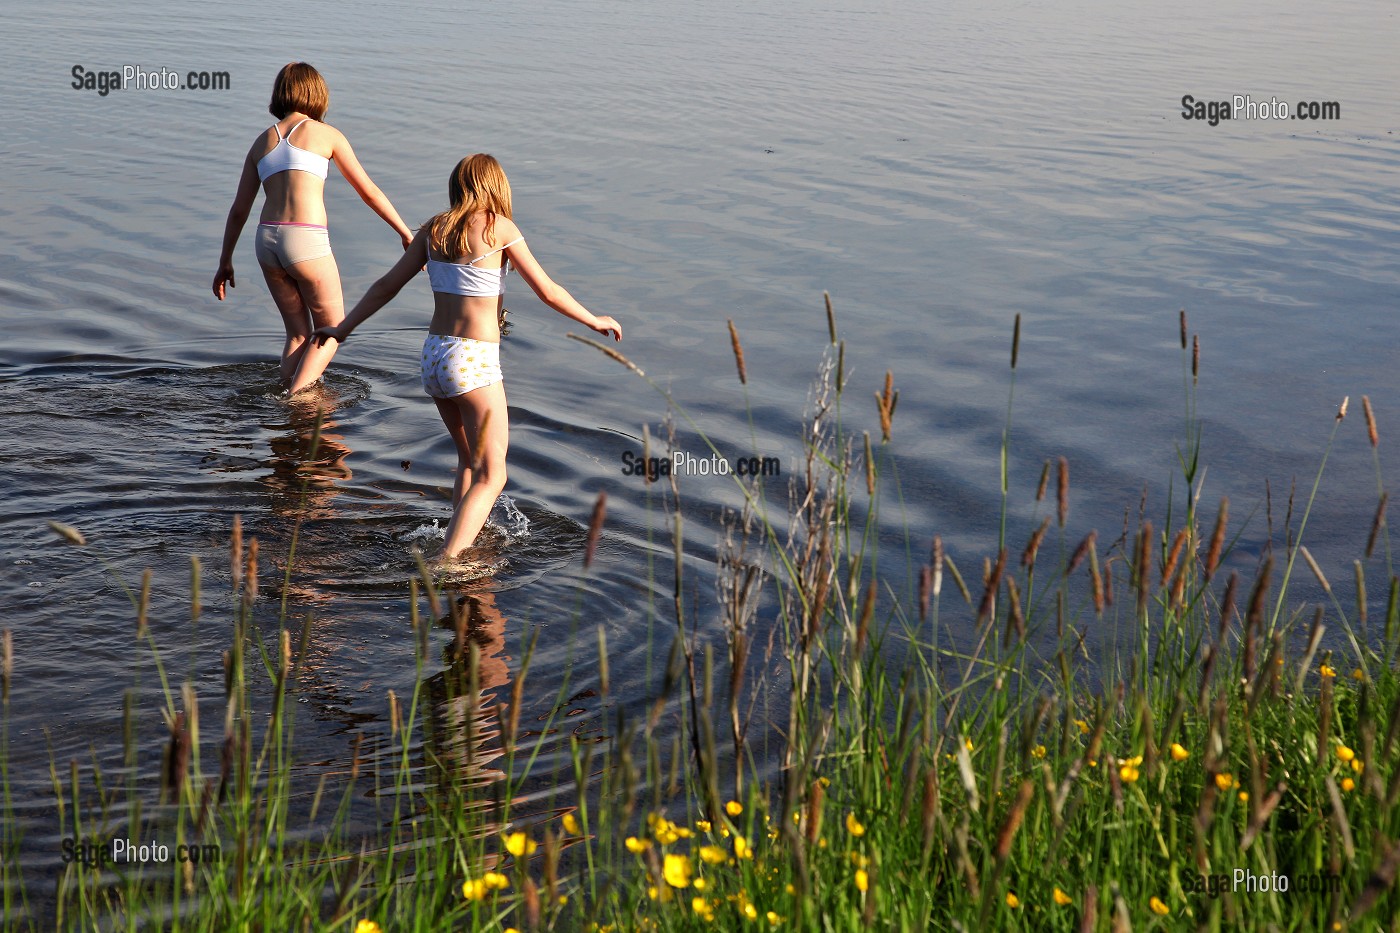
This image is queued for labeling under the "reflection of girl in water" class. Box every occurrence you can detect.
[424,590,512,792]
[213,62,412,394]
[313,155,621,560]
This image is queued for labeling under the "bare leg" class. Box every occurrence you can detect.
[284,254,346,394]
[432,381,509,558]
[261,264,311,385]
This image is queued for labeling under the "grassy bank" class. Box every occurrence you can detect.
[3,305,1398,931]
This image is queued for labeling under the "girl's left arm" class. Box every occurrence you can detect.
[212,148,261,299]
[331,130,414,248]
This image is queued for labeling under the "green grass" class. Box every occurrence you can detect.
[4,302,1399,931]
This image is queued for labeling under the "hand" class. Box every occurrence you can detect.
[591,315,623,341]
[400,230,414,250]
[312,324,347,347]
[212,263,235,300]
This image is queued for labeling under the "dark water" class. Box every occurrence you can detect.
[4,0,1400,910]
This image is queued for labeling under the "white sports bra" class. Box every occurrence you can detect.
[426,238,523,297]
[256,120,330,182]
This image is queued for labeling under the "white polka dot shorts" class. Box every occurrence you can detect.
[420,334,503,399]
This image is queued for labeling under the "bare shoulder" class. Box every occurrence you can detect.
[307,120,346,155]
[496,216,524,243]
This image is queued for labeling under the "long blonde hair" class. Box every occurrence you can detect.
[427,155,513,260]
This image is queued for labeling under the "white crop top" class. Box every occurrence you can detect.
[425,238,523,297]
[256,120,330,182]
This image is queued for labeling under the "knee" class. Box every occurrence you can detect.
[477,455,508,494]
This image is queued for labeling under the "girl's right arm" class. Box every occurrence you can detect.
[330,130,414,249]
[314,230,429,344]
[212,146,262,300]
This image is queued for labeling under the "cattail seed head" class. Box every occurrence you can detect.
[584,491,607,569]
[726,319,748,385]
[1011,313,1021,370]
[931,537,944,598]
[1,629,11,704]
[1366,493,1388,560]
[1179,309,1188,350]
[47,521,87,546]
[1057,457,1070,528]
[1205,498,1229,583]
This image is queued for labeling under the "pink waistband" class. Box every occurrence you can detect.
[258,221,328,229]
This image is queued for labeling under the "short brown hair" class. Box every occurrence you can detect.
[268,62,328,120]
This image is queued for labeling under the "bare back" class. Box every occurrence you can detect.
[425,214,518,342]
[255,118,335,225]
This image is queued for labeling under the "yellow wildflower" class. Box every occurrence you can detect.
[691,896,715,921]
[693,877,707,892]
[818,776,831,787]
[1032,744,1047,759]
[855,869,869,893]
[562,812,581,835]
[663,853,693,888]
[1341,777,1356,793]
[734,836,753,859]
[1053,888,1073,906]
[355,922,381,933]
[1320,664,1337,678]
[483,871,509,891]
[1150,896,1169,915]
[1170,743,1190,762]
[1119,764,1140,783]
[1238,791,1249,803]
[726,800,744,816]
[965,737,975,751]
[1006,892,1020,908]
[462,878,488,901]
[503,832,537,857]
[699,845,728,864]
[742,901,758,921]
[625,836,650,854]
[1336,744,1356,763]
[1352,668,1366,681]
[845,813,866,837]
[1352,758,1364,774]
[1214,772,1237,792]
[696,819,712,833]
[1075,719,1090,735]
[767,912,782,926]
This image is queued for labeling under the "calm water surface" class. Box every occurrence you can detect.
[3,0,1399,909]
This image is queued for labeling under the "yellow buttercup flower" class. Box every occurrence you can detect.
[693,877,707,892]
[1005,892,1020,908]
[503,832,537,857]
[845,813,866,837]
[767,911,782,926]
[1336,744,1356,763]
[1075,719,1090,735]
[1031,744,1047,759]
[1170,743,1190,761]
[734,836,753,860]
[1150,896,1169,915]
[1352,668,1366,681]
[965,737,975,751]
[1320,664,1337,678]
[1341,777,1356,793]
[1053,888,1073,906]
[663,853,692,888]
[462,878,488,901]
[1238,791,1249,803]
[483,871,509,891]
[1352,758,1364,774]
[355,922,381,933]
[562,812,581,835]
[726,800,744,816]
[625,836,650,854]
[855,869,869,893]
[1119,764,1140,783]
[696,819,712,832]
[700,844,728,864]
[1214,772,1236,792]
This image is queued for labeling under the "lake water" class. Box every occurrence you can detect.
[4,0,1400,911]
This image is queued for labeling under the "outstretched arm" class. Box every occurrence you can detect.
[314,231,429,344]
[331,131,414,248]
[504,227,622,341]
[212,148,261,299]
